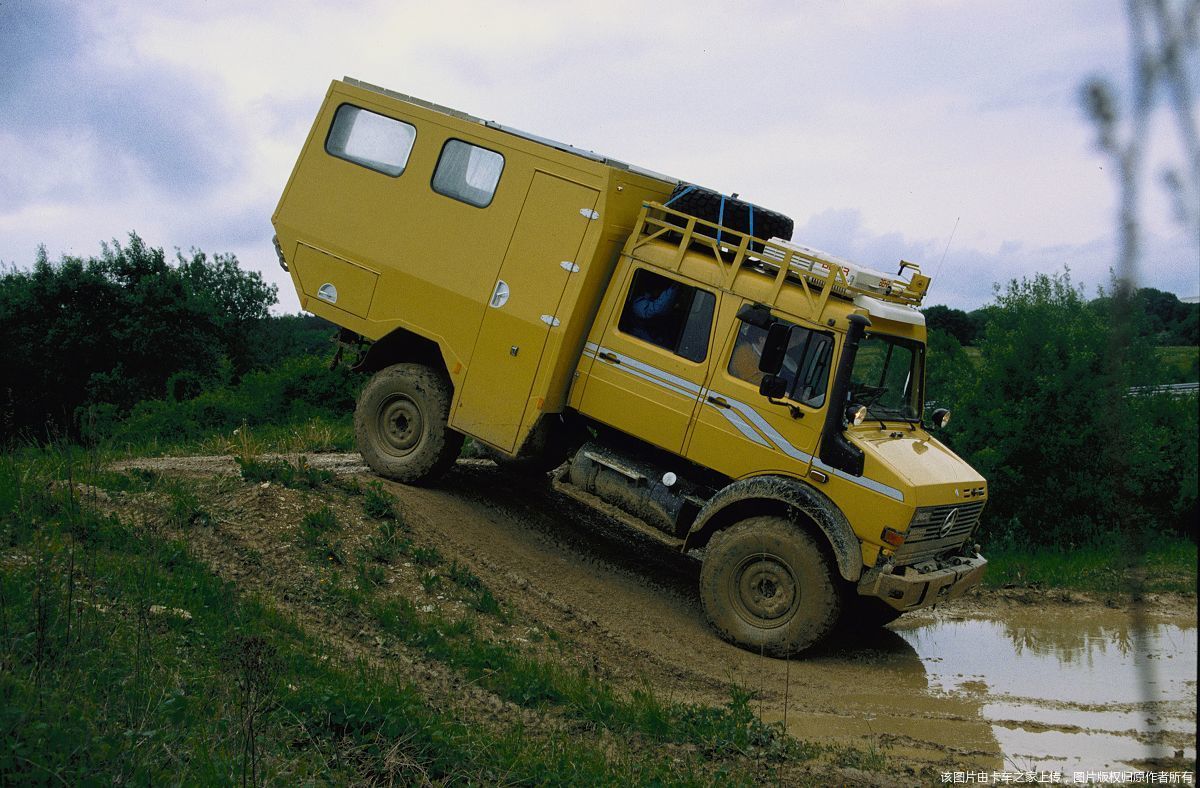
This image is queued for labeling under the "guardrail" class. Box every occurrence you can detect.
[1127,382,1199,398]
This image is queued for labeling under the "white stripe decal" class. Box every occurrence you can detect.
[611,351,702,394]
[580,343,905,502]
[613,363,695,398]
[719,395,812,463]
[711,406,773,447]
[812,457,905,501]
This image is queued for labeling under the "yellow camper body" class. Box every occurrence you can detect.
[272,78,988,655]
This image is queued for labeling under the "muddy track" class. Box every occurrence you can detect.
[380,460,1000,770]
[118,453,1198,774]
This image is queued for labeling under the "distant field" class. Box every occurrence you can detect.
[1157,345,1200,381]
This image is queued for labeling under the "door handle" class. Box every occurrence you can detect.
[489,280,510,308]
[598,352,621,364]
[707,395,731,409]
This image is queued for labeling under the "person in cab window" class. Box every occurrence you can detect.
[626,279,680,345]
[728,323,767,385]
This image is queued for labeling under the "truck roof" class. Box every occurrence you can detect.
[343,77,678,187]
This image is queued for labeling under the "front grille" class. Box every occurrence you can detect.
[892,501,986,565]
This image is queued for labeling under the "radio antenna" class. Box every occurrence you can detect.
[932,216,960,290]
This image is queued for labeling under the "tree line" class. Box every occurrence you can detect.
[924,287,1198,352]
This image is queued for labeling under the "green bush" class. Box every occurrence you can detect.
[932,272,1197,547]
[0,235,276,442]
[101,356,360,448]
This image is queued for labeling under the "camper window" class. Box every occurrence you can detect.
[325,104,416,177]
[431,140,504,207]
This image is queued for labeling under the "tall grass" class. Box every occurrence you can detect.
[983,531,1197,594]
[0,448,836,784]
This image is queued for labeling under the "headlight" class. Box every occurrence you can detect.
[845,404,867,426]
[931,408,951,429]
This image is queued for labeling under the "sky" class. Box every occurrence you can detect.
[1,0,1197,313]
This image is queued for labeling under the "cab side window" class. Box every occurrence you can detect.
[727,320,833,407]
[617,269,715,362]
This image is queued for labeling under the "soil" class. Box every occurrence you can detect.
[108,452,1198,781]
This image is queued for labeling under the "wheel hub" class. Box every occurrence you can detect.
[734,556,797,625]
[378,396,422,455]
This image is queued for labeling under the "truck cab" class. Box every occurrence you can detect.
[272,78,988,655]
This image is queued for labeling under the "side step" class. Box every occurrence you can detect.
[551,475,685,550]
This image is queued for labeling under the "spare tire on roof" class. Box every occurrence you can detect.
[662,183,794,243]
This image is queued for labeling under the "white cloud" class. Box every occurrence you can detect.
[1,0,1196,316]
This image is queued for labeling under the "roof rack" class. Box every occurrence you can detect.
[625,202,930,321]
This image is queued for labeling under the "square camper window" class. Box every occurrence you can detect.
[431,139,505,207]
[617,268,716,363]
[325,104,416,177]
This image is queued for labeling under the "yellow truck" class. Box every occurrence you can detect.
[272,77,989,655]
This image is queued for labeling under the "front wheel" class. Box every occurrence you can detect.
[355,363,464,485]
[699,516,840,657]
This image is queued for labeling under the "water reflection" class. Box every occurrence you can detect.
[764,626,1005,770]
[895,612,1197,772]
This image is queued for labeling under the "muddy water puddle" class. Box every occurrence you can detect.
[894,609,1196,772]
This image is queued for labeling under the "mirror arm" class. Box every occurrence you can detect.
[767,398,804,419]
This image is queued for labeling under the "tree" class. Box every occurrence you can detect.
[947,272,1142,546]
[0,233,277,442]
[922,305,978,346]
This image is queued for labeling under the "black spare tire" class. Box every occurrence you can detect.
[662,183,794,243]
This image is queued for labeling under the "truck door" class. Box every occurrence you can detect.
[685,303,831,478]
[577,266,718,453]
[452,172,600,452]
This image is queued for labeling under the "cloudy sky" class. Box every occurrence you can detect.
[1,0,1197,312]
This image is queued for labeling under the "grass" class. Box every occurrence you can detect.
[1,445,893,784]
[236,455,333,489]
[981,532,1197,594]
[365,595,812,761]
[361,480,399,521]
[1,449,809,785]
[1154,345,1200,382]
[298,506,344,565]
[39,430,1186,781]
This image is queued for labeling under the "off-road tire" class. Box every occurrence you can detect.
[355,363,464,485]
[700,516,840,656]
[664,183,795,243]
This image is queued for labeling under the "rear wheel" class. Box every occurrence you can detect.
[699,516,840,656]
[355,363,463,485]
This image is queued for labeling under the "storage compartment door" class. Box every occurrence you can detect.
[292,244,379,319]
[453,173,599,452]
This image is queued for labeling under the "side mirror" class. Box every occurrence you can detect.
[758,323,791,374]
[759,374,787,399]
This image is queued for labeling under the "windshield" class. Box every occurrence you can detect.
[848,333,924,421]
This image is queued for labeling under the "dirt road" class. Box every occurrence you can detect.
[119,453,1198,776]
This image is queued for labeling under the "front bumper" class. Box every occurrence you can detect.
[857,553,988,611]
